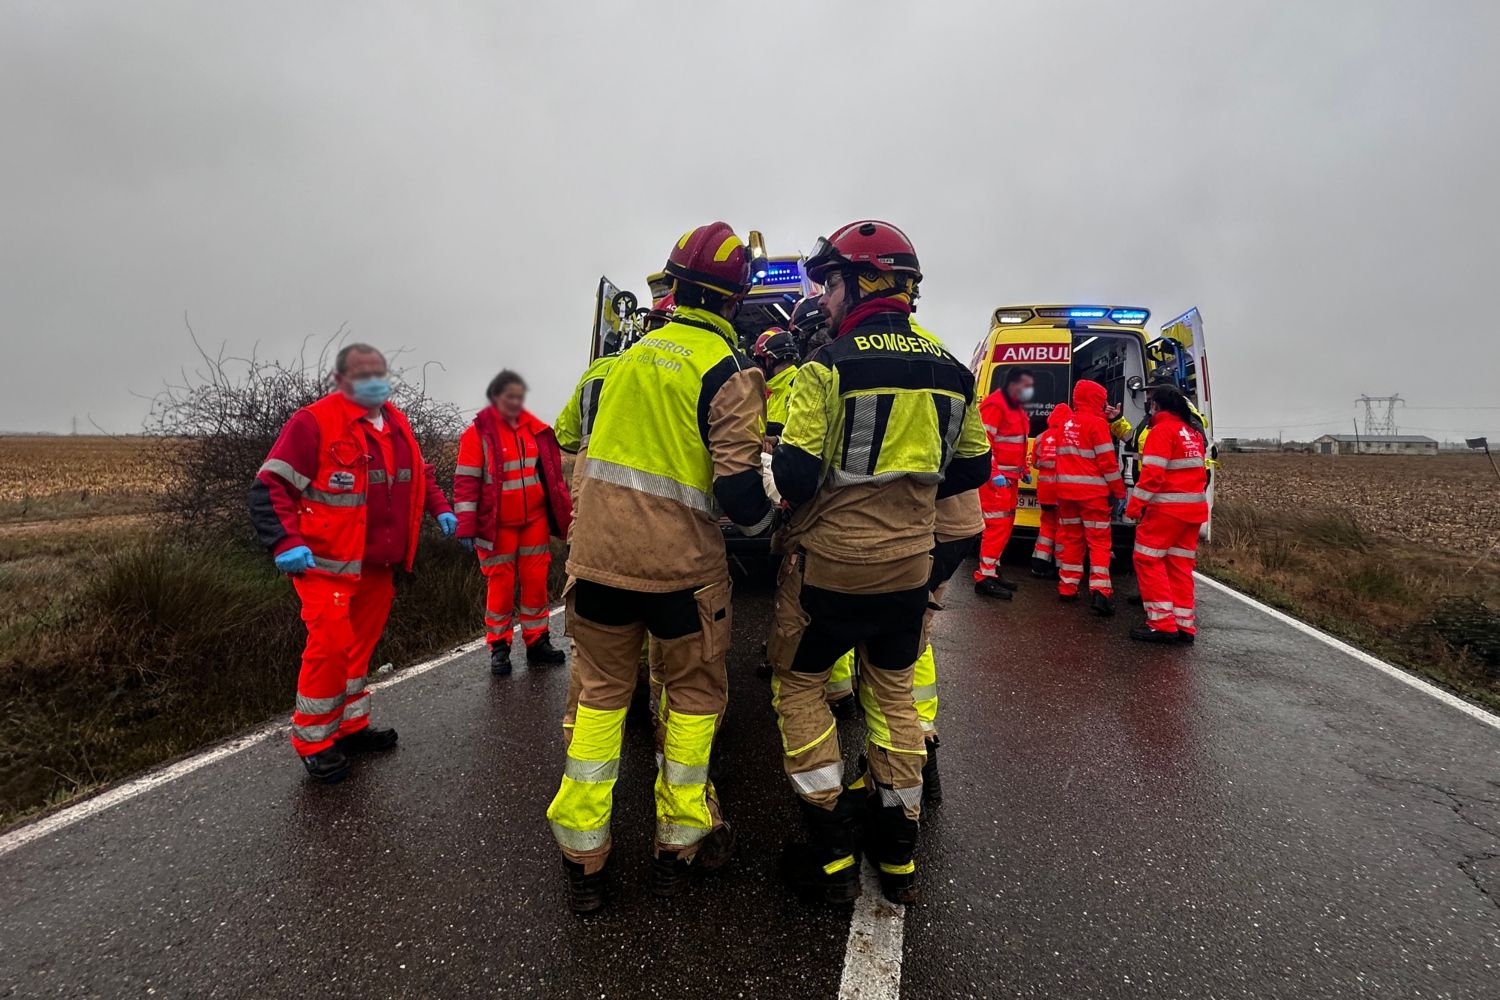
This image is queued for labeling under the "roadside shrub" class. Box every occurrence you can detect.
[1427,597,1500,678]
[1341,559,1409,604]
[1293,510,1367,552]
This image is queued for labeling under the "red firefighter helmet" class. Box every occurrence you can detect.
[753,328,798,365]
[663,222,751,298]
[805,220,921,285]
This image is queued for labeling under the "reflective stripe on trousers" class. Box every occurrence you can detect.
[546,704,626,856]
[655,709,718,849]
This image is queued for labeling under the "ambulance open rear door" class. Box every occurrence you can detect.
[1153,307,1215,539]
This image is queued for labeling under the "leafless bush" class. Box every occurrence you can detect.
[144,319,463,539]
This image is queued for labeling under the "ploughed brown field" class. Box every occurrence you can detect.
[0,436,169,524]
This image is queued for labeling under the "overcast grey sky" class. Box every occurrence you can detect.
[2,1,1497,441]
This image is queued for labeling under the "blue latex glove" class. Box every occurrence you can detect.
[1112,498,1128,520]
[437,512,458,537]
[459,537,475,552]
[274,545,316,575]
[991,473,1009,489]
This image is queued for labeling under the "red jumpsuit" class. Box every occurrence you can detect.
[250,393,450,756]
[1125,411,1210,634]
[1053,380,1124,597]
[1028,403,1072,567]
[973,388,1029,581]
[455,408,569,650]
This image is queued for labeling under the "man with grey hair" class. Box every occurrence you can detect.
[250,343,457,783]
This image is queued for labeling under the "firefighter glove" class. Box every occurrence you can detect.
[274,545,316,575]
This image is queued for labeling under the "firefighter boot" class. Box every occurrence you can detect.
[829,693,859,721]
[1090,591,1116,617]
[921,739,942,810]
[301,748,351,784]
[781,796,863,905]
[563,859,607,915]
[652,823,736,897]
[974,578,1013,600]
[489,643,512,677]
[869,798,920,906]
[527,634,567,667]
[336,726,399,754]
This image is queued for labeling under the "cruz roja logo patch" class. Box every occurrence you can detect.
[329,471,357,492]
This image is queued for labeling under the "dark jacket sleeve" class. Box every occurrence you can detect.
[937,453,991,499]
[249,409,319,554]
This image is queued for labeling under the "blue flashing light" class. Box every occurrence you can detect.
[751,260,804,288]
[1109,309,1148,325]
[1068,308,1107,318]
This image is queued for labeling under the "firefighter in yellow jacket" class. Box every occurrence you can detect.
[546,222,772,914]
[768,221,991,905]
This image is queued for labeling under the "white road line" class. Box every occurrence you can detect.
[0,608,563,858]
[1196,572,1500,732]
[838,867,906,1000]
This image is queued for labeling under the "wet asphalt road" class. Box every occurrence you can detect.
[2,561,1498,999]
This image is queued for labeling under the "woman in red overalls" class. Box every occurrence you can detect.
[1126,385,1210,643]
[454,371,573,675]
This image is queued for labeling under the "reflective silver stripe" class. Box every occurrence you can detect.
[879,784,924,810]
[657,822,709,848]
[1135,543,1169,558]
[1166,458,1205,470]
[994,465,1025,476]
[585,458,713,515]
[1167,546,1198,559]
[825,677,853,694]
[662,759,709,786]
[789,761,844,795]
[1057,517,1082,525]
[480,438,494,484]
[1103,471,1122,482]
[367,469,387,484]
[1082,520,1111,529]
[920,720,937,733]
[292,718,341,743]
[517,604,547,618]
[982,422,999,436]
[828,468,941,488]
[550,820,610,853]
[474,537,493,550]
[503,473,540,489]
[564,756,620,783]
[993,434,1026,444]
[912,683,937,702]
[1036,460,1056,469]
[341,697,369,722]
[1092,443,1116,456]
[845,395,878,476]
[1132,488,1156,503]
[480,552,516,567]
[1141,455,1168,468]
[396,468,412,482]
[1153,492,1207,504]
[1057,474,1107,485]
[518,545,549,556]
[312,556,361,576]
[983,510,1014,520]
[295,692,343,715]
[1055,446,1085,457]
[259,458,312,490]
[455,464,484,477]
[454,501,478,513]
[1056,561,1084,572]
[734,506,775,536]
[346,676,366,696]
[484,610,511,623]
[303,487,365,507]
[978,556,997,565]
[502,458,538,472]
[1143,600,1174,611]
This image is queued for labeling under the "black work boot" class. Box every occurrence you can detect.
[829,693,859,721]
[562,859,607,914]
[1030,557,1055,578]
[974,578,1013,600]
[1058,591,1079,603]
[1129,624,1178,644]
[489,642,512,677]
[301,748,351,784]
[527,634,567,667]
[336,726,399,753]
[1090,591,1116,617]
[1176,630,1196,645]
[995,576,1019,592]
[921,739,942,810]
[868,793,921,905]
[652,823,736,897]
[781,796,863,905]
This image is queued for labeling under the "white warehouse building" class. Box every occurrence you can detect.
[1313,434,1439,456]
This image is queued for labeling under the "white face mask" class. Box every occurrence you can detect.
[1018,386,1035,403]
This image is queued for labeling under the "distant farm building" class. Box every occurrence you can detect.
[1313,434,1439,456]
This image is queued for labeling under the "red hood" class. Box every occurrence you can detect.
[1047,403,1073,430]
[1071,380,1107,418]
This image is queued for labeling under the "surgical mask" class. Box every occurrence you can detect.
[350,377,391,408]
[1018,386,1035,403]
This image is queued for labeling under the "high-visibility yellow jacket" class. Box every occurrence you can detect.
[773,308,991,577]
[764,364,798,437]
[555,354,618,455]
[567,306,771,592]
